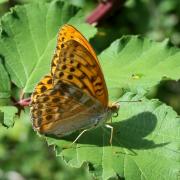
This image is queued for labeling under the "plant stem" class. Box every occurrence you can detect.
[86,0,124,24]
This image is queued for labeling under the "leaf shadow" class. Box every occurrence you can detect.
[48,112,169,150]
[110,111,169,150]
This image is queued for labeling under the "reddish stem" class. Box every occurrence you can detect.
[13,97,31,107]
[11,96,30,115]
[18,98,31,106]
[86,0,124,24]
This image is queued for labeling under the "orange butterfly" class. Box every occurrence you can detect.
[30,24,119,144]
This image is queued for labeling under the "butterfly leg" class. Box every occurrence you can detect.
[63,129,90,149]
[63,126,97,149]
[72,129,90,145]
[110,117,112,123]
[105,124,113,146]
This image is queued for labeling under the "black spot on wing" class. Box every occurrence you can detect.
[46,115,52,121]
[41,86,47,93]
[47,79,52,84]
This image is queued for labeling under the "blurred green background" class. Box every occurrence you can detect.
[0,0,179,179]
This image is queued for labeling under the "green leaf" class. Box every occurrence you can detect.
[0,0,8,4]
[0,1,96,93]
[0,44,16,128]
[100,36,180,96]
[17,0,52,3]
[0,60,10,99]
[0,106,17,127]
[47,93,179,180]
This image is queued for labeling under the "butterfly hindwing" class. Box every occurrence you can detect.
[31,74,53,103]
[31,81,105,136]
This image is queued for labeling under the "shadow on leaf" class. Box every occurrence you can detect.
[111,111,169,149]
[48,111,168,150]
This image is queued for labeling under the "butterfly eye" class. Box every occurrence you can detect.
[113,112,118,117]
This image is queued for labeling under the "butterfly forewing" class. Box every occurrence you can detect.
[53,40,108,106]
[51,24,98,75]
[51,25,108,105]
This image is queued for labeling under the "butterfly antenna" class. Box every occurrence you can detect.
[115,99,142,103]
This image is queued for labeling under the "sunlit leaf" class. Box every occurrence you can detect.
[47,92,179,179]
[0,1,96,93]
[0,106,17,127]
[100,36,180,96]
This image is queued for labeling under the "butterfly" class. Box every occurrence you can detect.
[30,24,119,144]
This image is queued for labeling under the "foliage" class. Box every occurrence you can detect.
[0,0,179,180]
[0,110,91,180]
[48,93,180,180]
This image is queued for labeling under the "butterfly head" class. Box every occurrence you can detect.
[108,102,120,118]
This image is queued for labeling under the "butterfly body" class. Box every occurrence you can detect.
[30,24,119,138]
